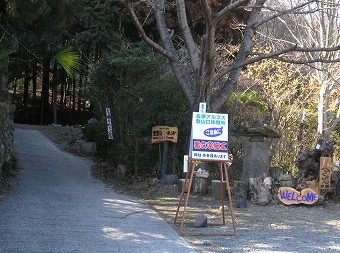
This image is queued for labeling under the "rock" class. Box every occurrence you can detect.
[0,99,15,176]
[160,174,179,185]
[211,180,227,199]
[193,214,208,227]
[199,240,213,246]
[236,200,247,208]
[88,118,98,124]
[148,177,160,186]
[179,179,191,192]
[280,180,293,187]
[233,180,248,206]
[114,164,126,180]
[249,176,272,205]
[219,205,229,211]
[193,175,208,195]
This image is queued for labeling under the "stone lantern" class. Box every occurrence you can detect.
[235,127,280,206]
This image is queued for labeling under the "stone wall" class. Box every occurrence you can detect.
[0,92,15,175]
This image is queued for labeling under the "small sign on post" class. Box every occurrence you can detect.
[105,108,113,140]
[319,157,332,190]
[199,102,206,113]
[151,126,178,179]
[183,155,188,173]
[151,126,178,143]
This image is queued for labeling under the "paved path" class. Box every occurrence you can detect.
[0,129,197,253]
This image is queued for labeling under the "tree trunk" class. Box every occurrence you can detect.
[77,80,82,112]
[32,60,37,124]
[52,61,58,124]
[59,74,65,111]
[40,57,50,125]
[296,138,334,182]
[72,78,76,112]
[23,63,30,123]
[53,85,57,124]
[0,56,8,92]
[65,77,70,109]
[13,78,17,96]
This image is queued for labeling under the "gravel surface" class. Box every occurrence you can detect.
[183,202,340,253]
[7,124,340,253]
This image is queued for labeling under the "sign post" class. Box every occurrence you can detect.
[151,126,178,178]
[105,108,113,140]
[319,157,332,190]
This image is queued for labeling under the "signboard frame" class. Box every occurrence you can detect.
[190,112,229,161]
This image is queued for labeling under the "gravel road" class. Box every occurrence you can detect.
[0,128,197,253]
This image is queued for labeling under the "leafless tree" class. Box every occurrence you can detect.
[259,0,340,140]
[121,0,340,116]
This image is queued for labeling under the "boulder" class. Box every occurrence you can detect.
[160,174,179,185]
[193,214,208,227]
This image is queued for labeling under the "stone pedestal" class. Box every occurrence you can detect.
[193,174,208,195]
[179,179,191,193]
[211,180,227,199]
[242,137,269,181]
[233,180,248,208]
[240,131,278,205]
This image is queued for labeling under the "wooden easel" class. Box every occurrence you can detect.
[174,159,236,236]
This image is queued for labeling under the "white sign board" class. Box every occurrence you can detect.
[183,155,188,172]
[190,112,228,161]
[199,103,206,113]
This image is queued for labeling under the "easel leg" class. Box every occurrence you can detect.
[174,164,191,224]
[219,162,226,225]
[223,162,236,235]
[179,162,196,234]
[174,160,236,236]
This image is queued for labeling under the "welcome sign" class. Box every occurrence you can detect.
[277,187,318,205]
[190,112,229,161]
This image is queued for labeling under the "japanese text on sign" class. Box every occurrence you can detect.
[319,157,332,190]
[151,126,178,143]
[105,108,113,140]
[190,112,228,161]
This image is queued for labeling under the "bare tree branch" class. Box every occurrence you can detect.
[121,0,175,60]
[255,0,317,28]
[214,0,251,25]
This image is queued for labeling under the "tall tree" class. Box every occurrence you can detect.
[4,0,83,124]
[274,0,340,140]
[122,0,340,114]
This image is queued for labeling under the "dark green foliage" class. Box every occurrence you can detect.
[88,42,189,177]
[1,158,14,178]
[227,91,269,129]
[0,157,16,191]
[82,122,107,142]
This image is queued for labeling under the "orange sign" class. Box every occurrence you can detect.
[151,126,178,143]
[277,187,318,205]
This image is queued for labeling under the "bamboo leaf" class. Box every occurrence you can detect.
[54,47,81,78]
